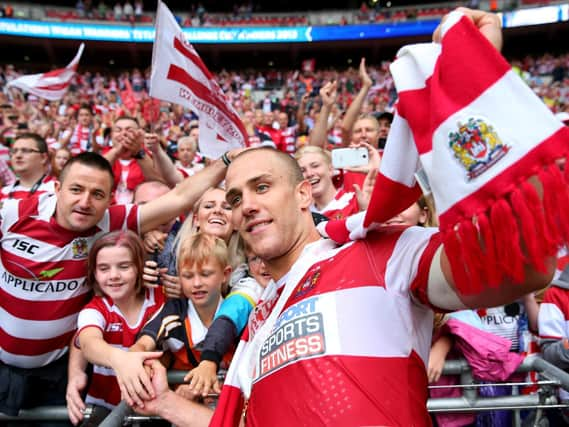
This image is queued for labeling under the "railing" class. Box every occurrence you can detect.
[3,355,569,425]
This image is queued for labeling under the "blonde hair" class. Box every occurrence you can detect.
[294,145,332,165]
[177,232,230,272]
[173,187,245,271]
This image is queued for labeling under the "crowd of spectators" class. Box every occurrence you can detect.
[0,51,567,159]
[0,22,568,425]
[39,1,466,27]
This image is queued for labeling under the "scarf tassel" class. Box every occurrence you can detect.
[442,159,569,295]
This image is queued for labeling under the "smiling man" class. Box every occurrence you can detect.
[0,150,232,423]
[213,145,555,426]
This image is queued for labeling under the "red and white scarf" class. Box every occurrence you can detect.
[321,11,569,296]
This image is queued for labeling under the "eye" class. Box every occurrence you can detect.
[70,187,81,194]
[256,183,269,193]
[119,263,131,270]
[229,194,241,207]
[97,266,109,272]
[93,191,105,200]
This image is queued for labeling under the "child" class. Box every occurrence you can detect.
[131,232,233,399]
[74,230,165,421]
[184,244,271,397]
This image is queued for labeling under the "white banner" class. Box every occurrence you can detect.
[7,43,84,101]
[150,1,248,159]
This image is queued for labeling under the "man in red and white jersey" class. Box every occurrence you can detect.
[275,111,297,155]
[0,132,55,202]
[134,144,554,426]
[0,145,236,418]
[60,104,96,156]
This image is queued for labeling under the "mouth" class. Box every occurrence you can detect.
[191,290,208,299]
[106,283,124,289]
[72,210,92,218]
[308,177,320,186]
[246,219,272,233]
[208,217,227,226]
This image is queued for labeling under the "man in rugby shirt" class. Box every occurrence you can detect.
[0,132,55,201]
[0,146,235,422]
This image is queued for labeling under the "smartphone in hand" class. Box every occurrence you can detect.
[331,147,369,169]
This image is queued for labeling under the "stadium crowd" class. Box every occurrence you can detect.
[0,6,569,427]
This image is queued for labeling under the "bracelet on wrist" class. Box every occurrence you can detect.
[221,152,231,166]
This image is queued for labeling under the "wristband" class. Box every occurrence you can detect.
[221,151,231,166]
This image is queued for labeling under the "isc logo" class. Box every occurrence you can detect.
[12,239,39,255]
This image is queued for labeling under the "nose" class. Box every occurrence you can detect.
[191,275,203,289]
[109,265,121,279]
[77,191,92,208]
[241,191,259,217]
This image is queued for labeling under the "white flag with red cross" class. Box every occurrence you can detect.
[7,44,84,101]
[150,1,248,159]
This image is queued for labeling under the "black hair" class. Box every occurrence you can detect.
[14,132,48,153]
[59,152,115,188]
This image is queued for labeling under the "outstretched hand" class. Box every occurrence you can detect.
[433,7,502,51]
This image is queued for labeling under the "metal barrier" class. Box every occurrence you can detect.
[3,355,569,425]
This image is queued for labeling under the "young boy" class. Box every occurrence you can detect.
[130,233,233,399]
[184,245,271,396]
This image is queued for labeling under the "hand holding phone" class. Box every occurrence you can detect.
[331,147,369,169]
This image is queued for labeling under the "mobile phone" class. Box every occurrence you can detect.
[331,147,369,169]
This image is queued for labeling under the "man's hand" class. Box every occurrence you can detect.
[433,7,502,51]
[120,128,144,156]
[143,230,168,253]
[66,369,88,425]
[144,132,162,155]
[359,58,373,89]
[132,359,172,416]
[319,81,338,108]
[110,350,163,408]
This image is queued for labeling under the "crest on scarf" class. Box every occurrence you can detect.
[71,238,88,259]
[449,118,510,180]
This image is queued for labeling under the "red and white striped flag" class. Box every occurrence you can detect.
[149,1,248,159]
[7,44,84,101]
[322,11,569,296]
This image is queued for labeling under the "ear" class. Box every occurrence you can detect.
[296,179,313,210]
[54,179,61,194]
[223,265,233,283]
[41,152,49,167]
[418,207,428,226]
[328,162,335,177]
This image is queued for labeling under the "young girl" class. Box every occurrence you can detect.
[74,231,165,420]
[51,147,72,178]
[131,232,234,400]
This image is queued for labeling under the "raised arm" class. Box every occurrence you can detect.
[296,93,309,136]
[145,132,184,187]
[309,81,337,148]
[340,58,373,146]
[138,154,233,234]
